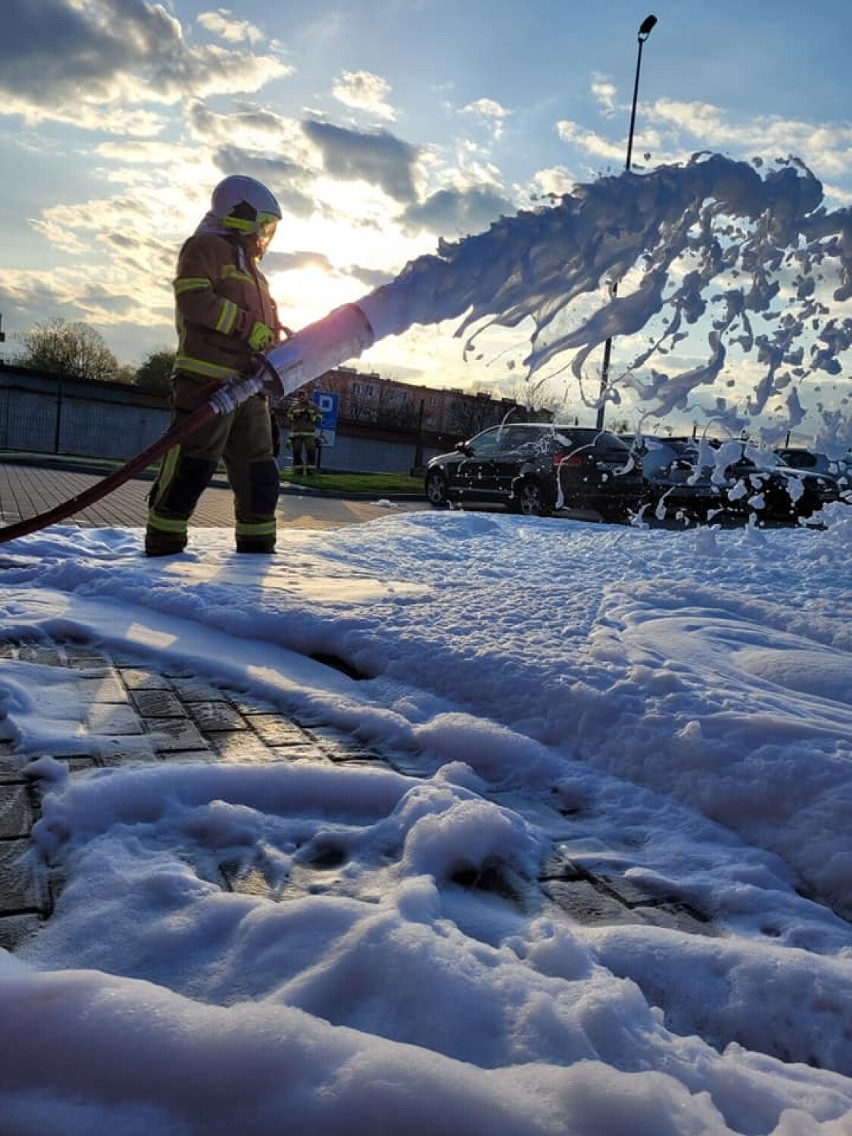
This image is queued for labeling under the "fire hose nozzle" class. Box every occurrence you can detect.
[260,303,377,400]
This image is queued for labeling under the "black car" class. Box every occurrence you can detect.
[774,447,852,492]
[424,424,644,520]
[715,443,841,520]
[635,436,841,522]
[630,436,725,519]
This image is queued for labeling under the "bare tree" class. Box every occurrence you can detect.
[376,382,419,429]
[15,317,122,383]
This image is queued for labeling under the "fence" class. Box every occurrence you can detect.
[0,367,444,473]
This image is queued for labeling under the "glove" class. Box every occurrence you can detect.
[247,322,275,352]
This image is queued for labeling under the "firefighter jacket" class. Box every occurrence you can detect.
[173,232,280,382]
[286,399,322,437]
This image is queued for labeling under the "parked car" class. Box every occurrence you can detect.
[632,436,842,523]
[717,443,842,520]
[774,447,852,491]
[630,436,725,519]
[424,424,644,520]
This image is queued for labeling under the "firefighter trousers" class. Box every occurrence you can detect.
[146,374,279,555]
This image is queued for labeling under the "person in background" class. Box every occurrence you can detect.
[285,391,323,475]
[145,175,284,556]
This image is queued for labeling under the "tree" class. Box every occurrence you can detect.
[15,317,121,383]
[135,349,176,396]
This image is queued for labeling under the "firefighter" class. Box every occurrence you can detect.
[145,175,284,556]
[285,391,323,474]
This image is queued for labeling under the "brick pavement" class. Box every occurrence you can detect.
[0,639,379,951]
[0,637,715,953]
[0,459,427,534]
[0,461,237,529]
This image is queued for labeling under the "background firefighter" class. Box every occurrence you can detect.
[285,392,323,474]
[145,175,284,556]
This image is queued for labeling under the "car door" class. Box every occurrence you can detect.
[452,427,504,500]
[493,426,548,497]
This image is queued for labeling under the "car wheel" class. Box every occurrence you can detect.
[425,469,448,507]
[513,479,551,517]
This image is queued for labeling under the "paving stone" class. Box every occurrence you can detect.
[189,701,250,733]
[131,689,185,717]
[326,751,387,767]
[595,874,662,908]
[170,676,228,702]
[0,754,23,782]
[85,704,144,734]
[16,645,65,666]
[267,744,332,764]
[542,878,639,926]
[0,913,41,953]
[383,752,433,777]
[207,732,280,763]
[229,694,280,714]
[633,901,715,936]
[66,757,100,774]
[221,863,274,898]
[158,750,219,764]
[0,840,40,912]
[147,719,210,754]
[76,674,130,704]
[246,714,315,746]
[94,738,161,765]
[308,727,375,761]
[63,646,113,669]
[0,785,33,839]
[118,668,174,691]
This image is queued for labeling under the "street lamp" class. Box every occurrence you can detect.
[595,13,658,431]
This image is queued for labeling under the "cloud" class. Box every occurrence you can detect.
[648,98,852,180]
[556,120,626,165]
[264,250,334,274]
[302,120,420,203]
[197,7,266,46]
[530,167,578,201]
[460,98,509,142]
[560,92,852,184]
[184,101,317,219]
[332,71,397,122]
[0,0,289,132]
[590,76,617,117]
[462,98,509,121]
[402,186,512,237]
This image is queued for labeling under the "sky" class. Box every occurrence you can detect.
[0,501,851,1133]
[2,0,852,439]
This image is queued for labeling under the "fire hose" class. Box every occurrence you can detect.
[0,299,390,545]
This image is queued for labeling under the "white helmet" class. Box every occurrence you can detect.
[210,175,281,252]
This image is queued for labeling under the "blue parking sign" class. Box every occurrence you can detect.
[312,391,338,446]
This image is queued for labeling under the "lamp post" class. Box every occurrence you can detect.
[595,13,657,432]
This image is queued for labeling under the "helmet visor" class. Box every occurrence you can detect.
[256,213,278,257]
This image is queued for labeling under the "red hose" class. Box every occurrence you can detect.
[0,400,217,544]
